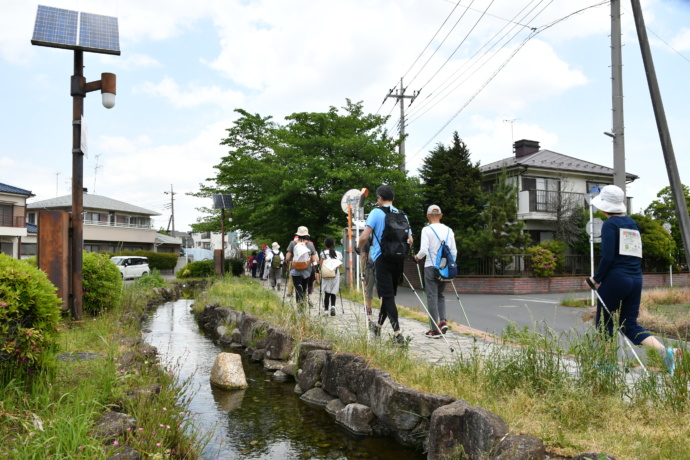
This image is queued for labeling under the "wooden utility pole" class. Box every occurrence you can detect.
[385,78,418,172]
[611,0,626,191]
[630,0,690,265]
[164,184,176,235]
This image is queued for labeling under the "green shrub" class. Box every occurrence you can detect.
[538,239,567,272]
[229,259,244,277]
[0,254,62,370]
[526,246,557,277]
[83,251,123,315]
[104,250,178,271]
[177,260,215,278]
[134,269,167,288]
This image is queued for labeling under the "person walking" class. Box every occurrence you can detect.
[588,185,681,374]
[357,185,413,344]
[266,242,285,291]
[320,237,343,316]
[248,251,258,278]
[284,226,319,310]
[360,236,377,317]
[414,205,457,339]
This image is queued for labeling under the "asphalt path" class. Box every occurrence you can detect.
[393,285,594,336]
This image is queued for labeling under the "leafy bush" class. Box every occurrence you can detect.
[229,259,244,277]
[177,260,215,278]
[134,269,167,288]
[0,254,62,369]
[83,251,123,315]
[526,246,557,277]
[538,239,567,273]
[105,250,178,271]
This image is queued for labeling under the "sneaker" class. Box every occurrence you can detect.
[277,284,281,291]
[369,321,381,337]
[330,307,336,316]
[393,333,405,345]
[425,330,442,339]
[664,347,681,376]
[439,321,449,334]
[323,310,330,317]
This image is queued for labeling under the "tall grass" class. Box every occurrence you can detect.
[0,283,210,459]
[197,277,690,459]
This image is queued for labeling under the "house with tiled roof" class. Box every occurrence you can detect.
[480,139,638,244]
[26,192,166,254]
[0,182,34,258]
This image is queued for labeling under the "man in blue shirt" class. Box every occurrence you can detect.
[357,185,413,344]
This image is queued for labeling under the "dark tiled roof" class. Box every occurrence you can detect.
[0,182,34,196]
[28,193,160,216]
[26,223,37,233]
[479,149,638,180]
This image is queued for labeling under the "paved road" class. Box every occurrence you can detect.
[393,285,594,336]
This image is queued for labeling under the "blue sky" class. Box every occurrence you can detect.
[2,0,690,231]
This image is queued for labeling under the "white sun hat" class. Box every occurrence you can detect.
[591,185,627,214]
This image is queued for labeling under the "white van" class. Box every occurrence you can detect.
[111,256,150,280]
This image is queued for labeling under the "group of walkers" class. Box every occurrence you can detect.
[247,183,681,372]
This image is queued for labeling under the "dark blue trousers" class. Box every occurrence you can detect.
[595,273,651,345]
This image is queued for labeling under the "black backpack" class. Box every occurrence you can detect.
[375,206,410,262]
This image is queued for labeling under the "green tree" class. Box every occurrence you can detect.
[644,184,690,253]
[418,132,484,254]
[474,167,531,258]
[630,213,676,271]
[191,100,420,246]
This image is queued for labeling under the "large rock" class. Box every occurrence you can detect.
[209,353,248,390]
[352,366,391,407]
[321,352,367,396]
[300,387,336,407]
[428,400,471,460]
[264,327,295,361]
[90,411,137,442]
[238,312,263,347]
[369,375,455,431]
[298,339,333,365]
[572,454,616,460]
[494,435,546,460]
[460,406,509,460]
[336,403,376,436]
[264,359,284,371]
[297,350,328,390]
[231,328,242,344]
[325,398,346,416]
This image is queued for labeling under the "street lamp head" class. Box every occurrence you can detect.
[100,72,116,109]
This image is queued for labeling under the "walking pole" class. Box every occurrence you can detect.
[402,272,455,353]
[415,262,433,331]
[362,276,371,340]
[281,268,289,310]
[449,282,477,343]
[586,278,649,376]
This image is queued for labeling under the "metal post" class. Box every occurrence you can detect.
[611,0,626,191]
[630,0,690,269]
[220,208,225,276]
[589,201,595,306]
[347,204,353,287]
[71,50,84,321]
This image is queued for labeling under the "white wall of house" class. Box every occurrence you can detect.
[0,193,29,258]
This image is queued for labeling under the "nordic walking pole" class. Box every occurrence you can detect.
[402,272,455,353]
[415,262,435,332]
[450,282,477,343]
[281,267,289,310]
[586,277,649,376]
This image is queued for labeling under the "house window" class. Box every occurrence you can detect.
[84,212,100,224]
[84,244,100,252]
[203,242,211,250]
[0,204,13,227]
[21,243,37,255]
[27,212,36,225]
[586,182,609,194]
[523,176,560,212]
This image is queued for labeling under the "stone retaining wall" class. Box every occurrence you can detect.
[195,304,616,460]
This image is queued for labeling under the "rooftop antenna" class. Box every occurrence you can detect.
[55,172,60,197]
[503,118,520,144]
[93,153,102,193]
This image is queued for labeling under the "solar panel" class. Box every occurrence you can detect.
[31,6,78,49]
[213,194,234,210]
[31,5,121,56]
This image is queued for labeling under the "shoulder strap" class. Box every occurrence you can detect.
[428,225,446,244]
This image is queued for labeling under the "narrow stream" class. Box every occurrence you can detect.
[143,299,426,460]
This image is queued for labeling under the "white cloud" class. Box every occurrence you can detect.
[671,28,690,51]
[134,76,245,108]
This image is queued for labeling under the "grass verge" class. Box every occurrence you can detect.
[0,281,208,459]
[196,276,690,460]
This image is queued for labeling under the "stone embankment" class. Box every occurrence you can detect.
[195,302,616,460]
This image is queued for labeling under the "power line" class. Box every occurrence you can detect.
[406,0,544,123]
[437,0,539,30]
[409,0,612,163]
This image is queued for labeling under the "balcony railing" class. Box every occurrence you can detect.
[527,190,585,213]
[0,215,25,228]
[83,219,154,229]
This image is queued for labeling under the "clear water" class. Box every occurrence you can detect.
[143,299,426,460]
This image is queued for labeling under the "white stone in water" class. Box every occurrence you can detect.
[210,352,249,390]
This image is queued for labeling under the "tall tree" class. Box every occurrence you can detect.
[190,100,418,247]
[644,184,690,253]
[418,132,484,253]
[475,167,531,258]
